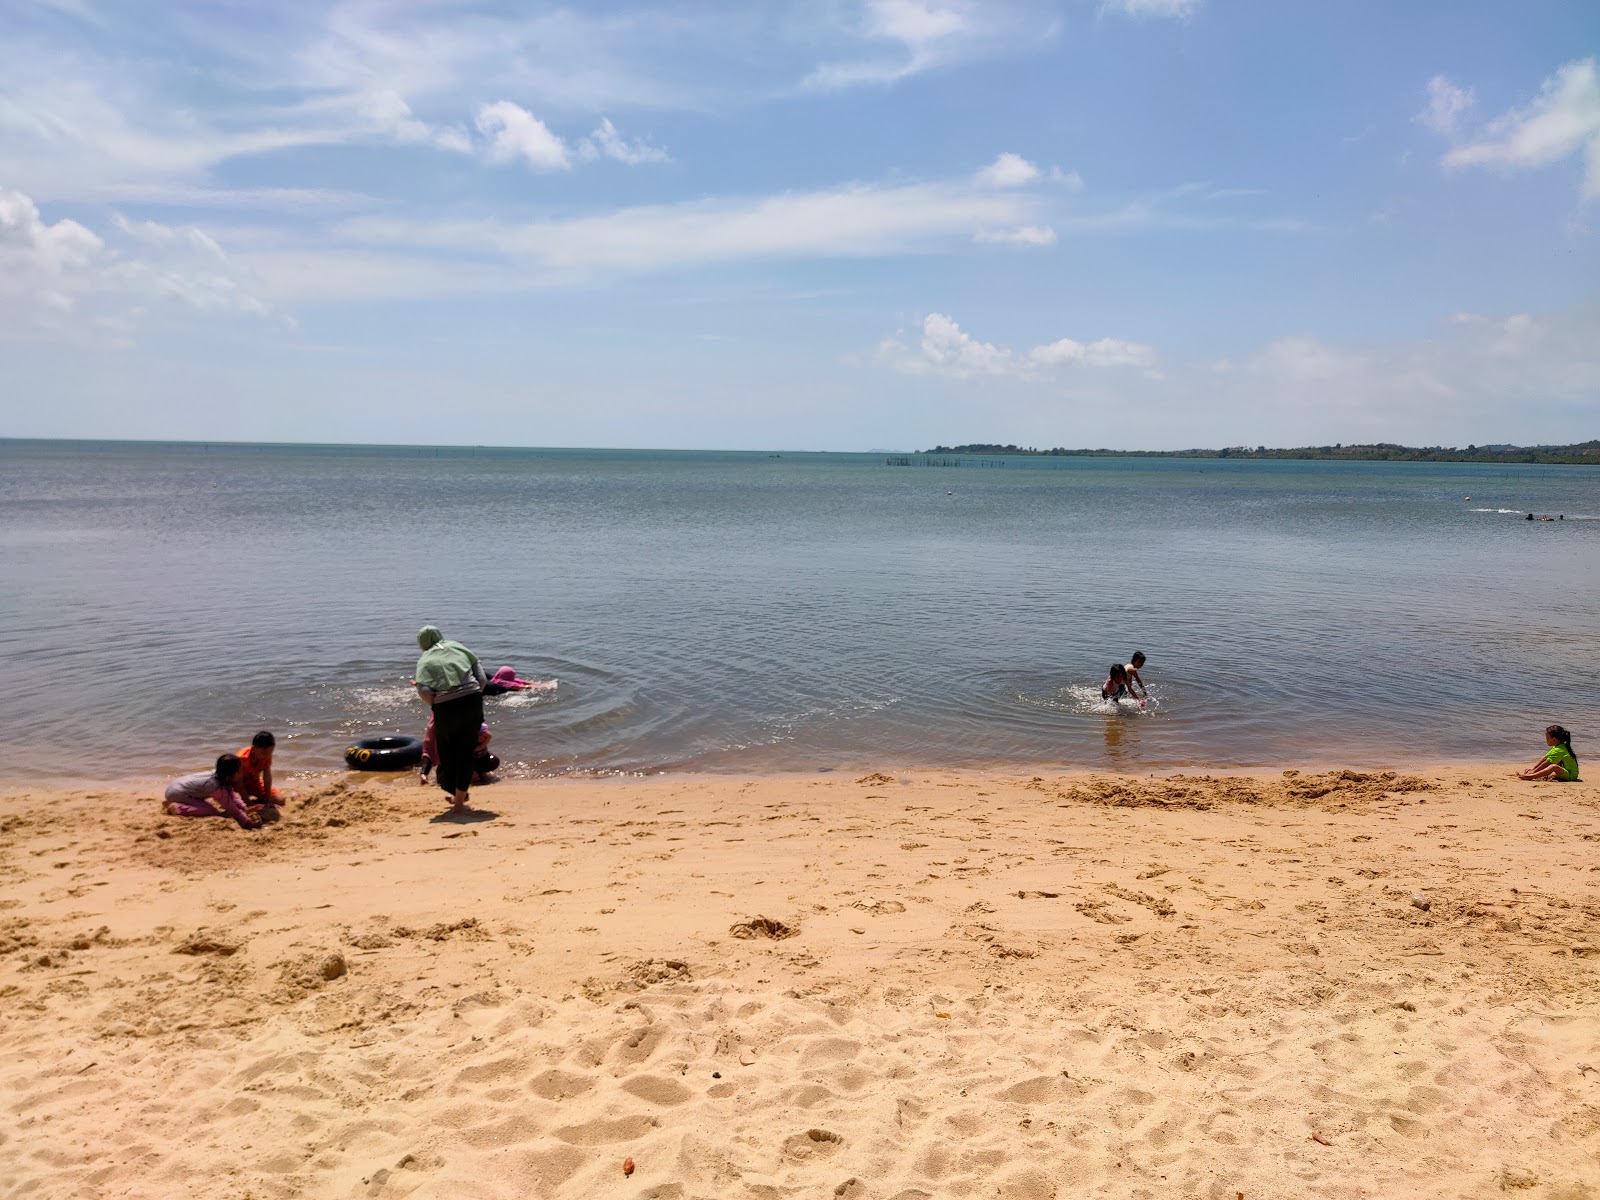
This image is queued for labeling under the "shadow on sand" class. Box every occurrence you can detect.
[429,807,500,824]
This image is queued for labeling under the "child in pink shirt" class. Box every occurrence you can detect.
[163,754,260,828]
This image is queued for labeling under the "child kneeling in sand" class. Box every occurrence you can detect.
[163,754,262,828]
[1518,725,1579,781]
[236,730,281,808]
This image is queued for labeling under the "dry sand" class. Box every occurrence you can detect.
[1,765,1597,1199]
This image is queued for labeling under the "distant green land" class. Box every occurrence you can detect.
[915,441,1600,465]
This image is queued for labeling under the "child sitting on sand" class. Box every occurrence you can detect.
[163,754,261,828]
[1518,725,1580,781]
[235,730,281,807]
[418,716,500,786]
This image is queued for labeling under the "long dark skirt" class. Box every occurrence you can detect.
[432,691,485,798]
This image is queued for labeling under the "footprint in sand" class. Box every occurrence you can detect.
[784,1128,844,1160]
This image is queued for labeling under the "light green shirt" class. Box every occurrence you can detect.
[1544,745,1579,781]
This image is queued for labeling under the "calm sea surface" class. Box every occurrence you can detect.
[2,439,1596,786]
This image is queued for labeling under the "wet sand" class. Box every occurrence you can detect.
[1,765,1597,1199]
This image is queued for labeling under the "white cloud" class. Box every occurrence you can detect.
[0,186,272,338]
[1417,74,1473,136]
[0,185,102,276]
[260,163,1314,304]
[878,307,1598,449]
[1440,59,1600,199]
[1029,336,1154,368]
[1193,309,1599,437]
[335,173,1039,280]
[871,0,969,44]
[878,313,1155,378]
[475,100,571,171]
[577,117,670,166]
[803,0,1044,91]
[973,224,1056,246]
[1243,335,1352,382]
[1102,0,1202,19]
[805,0,969,89]
[905,311,1014,377]
[357,90,471,154]
[976,152,1040,188]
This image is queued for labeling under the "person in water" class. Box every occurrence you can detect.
[236,730,281,808]
[418,716,499,786]
[483,666,531,695]
[1518,724,1580,781]
[414,625,489,812]
[163,753,261,828]
[1102,663,1143,705]
[1124,651,1149,700]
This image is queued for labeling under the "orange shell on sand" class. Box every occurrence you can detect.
[623,1158,635,1176]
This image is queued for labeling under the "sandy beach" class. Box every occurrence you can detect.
[2,764,1597,1199]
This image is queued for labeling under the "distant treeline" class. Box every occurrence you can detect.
[919,441,1600,465]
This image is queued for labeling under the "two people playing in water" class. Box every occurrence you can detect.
[1101,651,1148,708]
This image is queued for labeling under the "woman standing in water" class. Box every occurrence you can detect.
[414,625,489,812]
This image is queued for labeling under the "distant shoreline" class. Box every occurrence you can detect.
[4,436,1599,465]
[917,440,1600,466]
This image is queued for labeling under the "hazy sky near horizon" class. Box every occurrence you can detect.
[1,1,1597,451]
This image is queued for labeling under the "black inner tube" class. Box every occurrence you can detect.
[345,735,423,771]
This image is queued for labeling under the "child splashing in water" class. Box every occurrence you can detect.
[1518,724,1579,781]
[1124,651,1149,700]
[1101,664,1146,708]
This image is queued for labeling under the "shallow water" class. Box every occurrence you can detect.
[1,439,1596,783]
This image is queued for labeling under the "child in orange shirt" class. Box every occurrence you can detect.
[236,730,281,806]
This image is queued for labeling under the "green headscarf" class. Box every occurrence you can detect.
[414,625,479,692]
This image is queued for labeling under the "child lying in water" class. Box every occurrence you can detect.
[483,666,557,695]
[163,754,262,828]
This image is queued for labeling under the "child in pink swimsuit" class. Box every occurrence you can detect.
[484,666,531,695]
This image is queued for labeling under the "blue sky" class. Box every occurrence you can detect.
[1,0,1596,450]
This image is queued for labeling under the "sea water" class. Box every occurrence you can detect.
[1,439,1596,784]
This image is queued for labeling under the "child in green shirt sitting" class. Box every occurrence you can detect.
[1518,724,1579,781]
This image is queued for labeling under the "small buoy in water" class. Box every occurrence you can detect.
[1464,496,1470,501]
[947,490,953,496]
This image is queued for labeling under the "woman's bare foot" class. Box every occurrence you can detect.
[451,790,471,812]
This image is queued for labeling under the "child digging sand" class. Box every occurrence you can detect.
[236,730,281,809]
[163,754,262,828]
